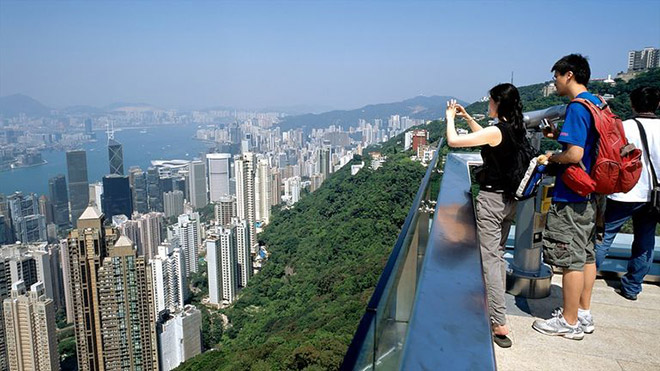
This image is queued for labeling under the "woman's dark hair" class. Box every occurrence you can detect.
[551,54,591,86]
[630,86,660,113]
[489,83,525,139]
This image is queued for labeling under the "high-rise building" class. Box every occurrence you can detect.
[84,119,93,135]
[116,217,142,252]
[136,211,164,259]
[157,305,202,371]
[3,281,58,371]
[43,243,65,311]
[0,215,6,245]
[38,195,52,225]
[48,174,70,229]
[88,182,103,212]
[102,175,133,220]
[319,147,331,179]
[255,157,271,225]
[164,190,184,218]
[147,167,163,212]
[0,243,60,312]
[233,218,251,288]
[284,176,301,205]
[310,173,324,192]
[66,150,89,226]
[14,215,46,244]
[150,242,187,318]
[8,192,38,227]
[137,212,164,261]
[188,160,208,209]
[66,205,158,371]
[0,262,27,368]
[270,168,282,206]
[207,228,238,305]
[173,213,201,277]
[206,153,231,202]
[628,47,659,72]
[8,192,46,243]
[214,196,236,226]
[0,195,11,244]
[66,205,112,371]
[235,153,257,252]
[97,236,159,370]
[108,138,125,176]
[129,167,149,214]
[59,238,75,324]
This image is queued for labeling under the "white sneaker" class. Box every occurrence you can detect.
[532,308,584,340]
[578,312,594,334]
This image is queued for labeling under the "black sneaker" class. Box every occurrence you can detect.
[615,288,637,301]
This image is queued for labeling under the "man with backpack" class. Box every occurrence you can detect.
[532,54,600,340]
[595,86,660,301]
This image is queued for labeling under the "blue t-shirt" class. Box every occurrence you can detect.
[553,91,600,203]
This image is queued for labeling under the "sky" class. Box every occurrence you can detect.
[1,0,659,111]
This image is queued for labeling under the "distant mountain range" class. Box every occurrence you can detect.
[0,95,163,117]
[277,95,468,131]
[0,94,52,117]
[0,94,468,128]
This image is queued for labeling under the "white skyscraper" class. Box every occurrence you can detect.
[59,238,74,324]
[206,153,231,202]
[116,218,142,252]
[214,196,236,226]
[150,242,188,319]
[164,190,185,218]
[88,182,103,212]
[3,281,58,371]
[206,229,238,305]
[284,176,301,205]
[255,157,272,225]
[188,160,208,208]
[235,153,257,252]
[137,212,164,261]
[157,305,202,371]
[232,218,251,288]
[173,213,201,276]
[628,47,659,72]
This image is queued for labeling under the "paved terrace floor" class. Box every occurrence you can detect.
[495,274,660,371]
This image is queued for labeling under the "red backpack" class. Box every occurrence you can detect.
[562,96,643,196]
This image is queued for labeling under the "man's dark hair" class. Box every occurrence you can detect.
[551,54,591,86]
[630,86,660,113]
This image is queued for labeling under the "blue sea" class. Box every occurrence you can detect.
[0,125,215,197]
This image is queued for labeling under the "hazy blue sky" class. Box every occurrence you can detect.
[1,1,658,111]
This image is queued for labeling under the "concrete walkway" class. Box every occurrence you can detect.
[495,274,660,371]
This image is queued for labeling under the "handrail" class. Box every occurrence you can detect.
[400,152,495,370]
[341,140,442,370]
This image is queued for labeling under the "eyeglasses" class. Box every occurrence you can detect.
[552,71,572,82]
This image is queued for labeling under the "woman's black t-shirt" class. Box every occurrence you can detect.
[479,123,518,192]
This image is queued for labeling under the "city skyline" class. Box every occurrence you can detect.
[1,1,659,111]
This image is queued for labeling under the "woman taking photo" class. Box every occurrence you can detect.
[445,83,527,348]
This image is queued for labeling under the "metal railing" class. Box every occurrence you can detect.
[342,151,495,370]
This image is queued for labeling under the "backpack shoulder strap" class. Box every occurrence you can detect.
[633,118,659,188]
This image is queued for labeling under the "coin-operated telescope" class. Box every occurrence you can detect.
[523,104,567,130]
[508,104,566,298]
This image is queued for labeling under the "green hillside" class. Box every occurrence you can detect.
[464,69,660,118]
[177,124,443,370]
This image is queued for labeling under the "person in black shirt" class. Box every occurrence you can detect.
[446,83,527,348]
